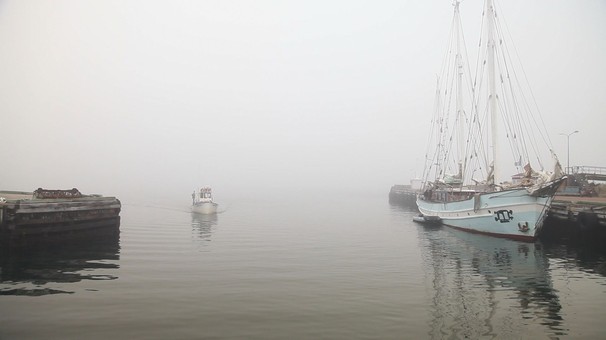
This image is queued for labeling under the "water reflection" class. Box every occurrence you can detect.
[388,198,419,213]
[418,226,564,338]
[543,241,606,278]
[191,213,218,242]
[0,226,120,296]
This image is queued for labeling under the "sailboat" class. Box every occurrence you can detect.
[416,0,564,241]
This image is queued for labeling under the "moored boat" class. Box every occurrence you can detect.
[415,0,565,241]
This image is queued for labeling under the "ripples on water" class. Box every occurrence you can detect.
[1,194,606,339]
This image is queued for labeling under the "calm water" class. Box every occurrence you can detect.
[2,192,606,339]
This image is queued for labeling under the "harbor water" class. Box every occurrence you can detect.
[2,191,606,339]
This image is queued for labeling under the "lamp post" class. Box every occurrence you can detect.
[559,130,579,174]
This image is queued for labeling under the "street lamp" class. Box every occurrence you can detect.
[559,130,579,174]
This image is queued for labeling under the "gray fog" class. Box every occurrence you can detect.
[1,0,604,204]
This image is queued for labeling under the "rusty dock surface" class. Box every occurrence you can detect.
[0,188,121,238]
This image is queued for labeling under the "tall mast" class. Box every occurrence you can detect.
[455,1,464,179]
[486,0,498,184]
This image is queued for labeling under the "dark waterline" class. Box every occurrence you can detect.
[2,193,606,339]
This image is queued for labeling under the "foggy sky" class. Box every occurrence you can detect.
[1,0,605,204]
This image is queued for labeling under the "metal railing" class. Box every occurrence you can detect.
[569,166,606,175]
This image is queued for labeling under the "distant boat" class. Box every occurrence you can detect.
[415,0,565,241]
[192,187,218,215]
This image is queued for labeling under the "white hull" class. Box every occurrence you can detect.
[192,202,218,215]
[416,188,553,241]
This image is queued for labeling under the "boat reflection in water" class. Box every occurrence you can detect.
[418,225,564,338]
[191,213,218,242]
[0,223,120,296]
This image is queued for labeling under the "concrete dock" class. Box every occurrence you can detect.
[0,189,121,238]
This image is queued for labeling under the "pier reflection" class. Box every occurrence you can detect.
[418,226,564,338]
[388,197,419,212]
[542,241,606,278]
[191,213,218,242]
[0,225,120,296]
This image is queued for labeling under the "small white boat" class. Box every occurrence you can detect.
[191,187,218,215]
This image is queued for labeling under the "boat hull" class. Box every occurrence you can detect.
[191,202,218,215]
[416,188,553,241]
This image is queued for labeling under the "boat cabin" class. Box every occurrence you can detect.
[193,187,214,204]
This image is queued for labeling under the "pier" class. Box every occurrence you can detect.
[542,195,606,242]
[559,166,606,196]
[568,166,606,181]
[388,179,422,206]
[540,166,606,241]
[0,189,121,239]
